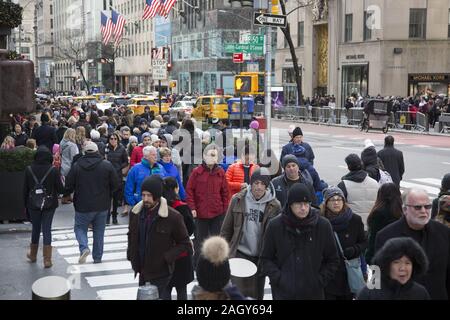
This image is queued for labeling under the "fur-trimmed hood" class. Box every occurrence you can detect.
[373,237,429,281]
[131,197,169,218]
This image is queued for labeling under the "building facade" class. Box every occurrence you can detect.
[113,0,155,94]
[275,0,450,107]
[35,0,54,90]
[53,0,111,92]
[171,0,260,95]
[9,0,37,64]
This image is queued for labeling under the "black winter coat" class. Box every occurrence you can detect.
[65,153,119,212]
[105,143,128,178]
[377,146,405,186]
[375,217,450,300]
[272,171,317,207]
[365,205,400,265]
[12,132,28,147]
[324,211,367,297]
[23,161,64,211]
[31,124,58,151]
[357,279,430,300]
[260,209,340,299]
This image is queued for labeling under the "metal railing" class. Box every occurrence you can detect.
[271,106,448,134]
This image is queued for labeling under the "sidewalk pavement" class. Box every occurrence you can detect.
[0,203,129,235]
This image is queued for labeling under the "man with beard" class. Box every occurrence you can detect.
[127,175,191,300]
[375,188,450,300]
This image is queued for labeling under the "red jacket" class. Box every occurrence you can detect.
[225,162,258,200]
[130,145,144,167]
[186,164,229,219]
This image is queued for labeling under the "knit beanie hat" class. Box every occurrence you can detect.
[196,236,231,292]
[288,183,313,205]
[292,127,303,138]
[250,168,271,187]
[323,186,345,204]
[282,154,300,170]
[141,175,163,200]
[345,153,362,171]
[441,173,450,191]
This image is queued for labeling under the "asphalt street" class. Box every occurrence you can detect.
[0,121,449,300]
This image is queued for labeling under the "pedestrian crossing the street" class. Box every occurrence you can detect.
[52,226,273,300]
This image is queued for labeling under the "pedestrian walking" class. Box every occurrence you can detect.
[221,168,282,299]
[24,146,64,268]
[65,141,119,264]
[377,136,405,187]
[260,183,340,299]
[127,175,191,300]
[358,237,430,300]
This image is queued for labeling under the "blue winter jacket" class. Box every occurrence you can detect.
[280,141,315,165]
[158,160,186,200]
[124,159,167,206]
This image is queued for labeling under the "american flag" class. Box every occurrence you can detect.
[101,12,114,45]
[159,0,177,18]
[111,10,126,45]
[142,0,161,20]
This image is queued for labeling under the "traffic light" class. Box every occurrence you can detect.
[167,63,172,71]
[235,75,252,94]
[272,0,280,14]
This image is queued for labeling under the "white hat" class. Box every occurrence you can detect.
[211,118,219,124]
[150,134,160,143]
[288,124,296,134]
[83,141,98,153]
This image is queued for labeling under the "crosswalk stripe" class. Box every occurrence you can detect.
[68,261,131,274]
[51,224,128,235]
[400,181,439,196]
[86,273,138,287]
[97,287,138,300]
[411,178,442,187]
[64,251,127,264]
[333,146,362,152]
[57,242,127,255]
[53,235,128,248]
[53,228,128,241]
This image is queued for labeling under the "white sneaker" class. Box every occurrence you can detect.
[78,248,90,264]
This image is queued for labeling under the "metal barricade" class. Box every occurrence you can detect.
[415,112,428,132]
[347,107,364,125]
[438,113,450,133]
[395,111,414,130]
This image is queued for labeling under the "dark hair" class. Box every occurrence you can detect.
[384,135,394,147]
[181,119,195,134]
[162,176,179,205]
[368,183,403,225]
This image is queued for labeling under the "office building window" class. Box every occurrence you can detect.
[448,9,450,38]
[345,14,352,42]
[50,19,53,29]
[409,9,426,38]
[298,21,304,47]
[363,11,372,41]
[50,5,53,15]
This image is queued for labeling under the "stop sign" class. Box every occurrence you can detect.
[233,53,244,63]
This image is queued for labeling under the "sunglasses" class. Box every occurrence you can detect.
[405,204,432,210]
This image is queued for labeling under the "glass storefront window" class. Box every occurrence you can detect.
[342,64,369,102]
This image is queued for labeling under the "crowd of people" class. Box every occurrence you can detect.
[1,98,449,301]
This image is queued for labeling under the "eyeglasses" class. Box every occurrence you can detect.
[405,204,432,210]
[329,198,343,203]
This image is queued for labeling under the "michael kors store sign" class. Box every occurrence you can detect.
[409,74,450,82]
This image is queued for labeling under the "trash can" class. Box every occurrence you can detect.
[32,276,71,300]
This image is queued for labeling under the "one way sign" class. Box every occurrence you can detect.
[253,12,287,28]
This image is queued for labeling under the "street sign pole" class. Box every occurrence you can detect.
[159,80,162,115]
[239,62,243,139]
[264,15,272,151]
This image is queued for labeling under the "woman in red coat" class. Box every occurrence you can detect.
[186,144,229,269]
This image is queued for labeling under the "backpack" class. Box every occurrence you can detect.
[27,166,54,211]
[378,169,393,186]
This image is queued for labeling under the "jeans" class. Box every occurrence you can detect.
[29,208,55,245]
[108,182,124,220]
[74,210,108,261]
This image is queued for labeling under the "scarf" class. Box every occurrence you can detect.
[325,207,353,232]
[282,207,319,231]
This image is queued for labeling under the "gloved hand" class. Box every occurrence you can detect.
[343,246,356,259]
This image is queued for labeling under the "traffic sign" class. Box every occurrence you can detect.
[152,59,167,80]
[224,43,264,55]
[253,12,287,28]
[247,34,264,45]
[233,53,244,63]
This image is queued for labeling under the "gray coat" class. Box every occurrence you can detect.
[60,138,79,177]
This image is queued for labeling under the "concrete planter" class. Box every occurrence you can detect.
[0,171,27,221]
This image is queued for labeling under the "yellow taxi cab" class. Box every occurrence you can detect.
[92,93,114,103]
[127,97,170,115]
[191,95,232,122]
